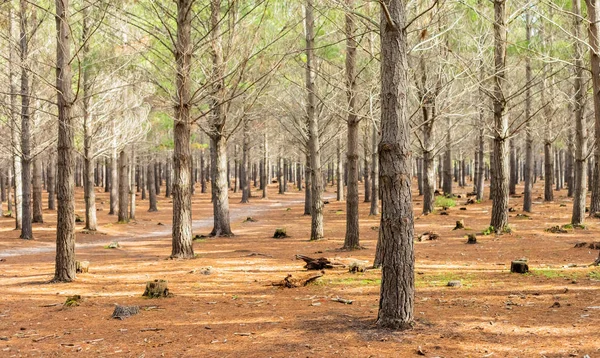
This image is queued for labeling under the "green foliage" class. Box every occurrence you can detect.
[482,226,495,236]
[435,196,456,208]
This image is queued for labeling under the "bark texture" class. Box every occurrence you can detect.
[376,0,415,330]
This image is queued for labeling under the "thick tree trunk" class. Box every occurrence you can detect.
[586,0,600,214]
[118,150,129,223]
[490,0,509,233]
[377,0,414,330]
[306,0,324,241]
[210,135,233,236]
[344,0,359,249]
[54,0,76,282]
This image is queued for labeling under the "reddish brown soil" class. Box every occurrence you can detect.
[1,182,600,357]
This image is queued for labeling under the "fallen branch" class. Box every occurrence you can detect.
[140,328,164,332]
[331,297,353,304]
[272,271,324,288]
[295,255,334,270]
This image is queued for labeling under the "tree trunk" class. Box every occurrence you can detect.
[336,136,344,201]
[54,0,76,282]
[364,128,371,203]
[370,118,380,216]
[109,151,118,215]
[572,0,587,224]
[148,161,157,212]
[19,0,32,240]
[304,154,312,215]
[47,154,55,210]
[118,150,129,223]
[210,135,233,236]
[509,139,516,195]
[376,0,414,330]
[344,10,361,246]
[586,0,600,214]
[442,118,452,195]
[165,160,172,198]
[490,0,509,233]
[523,12,534,213]
[241,118,250,203]
[262,132,268,199]
[306,0,324,241]
[32,157,43,224]
[129,148,136,220]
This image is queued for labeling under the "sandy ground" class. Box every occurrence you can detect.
[1,180,600,357]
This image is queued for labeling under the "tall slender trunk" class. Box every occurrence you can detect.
[509,139,516,195]
[47,154,55,210]
[82,7,96,230]
[109,150,118,215]
[364,128,371,203]
[442,118,452,195]
[32,157,43,223]
[8,6,22,230]
[343,0,359,248]
[129,148,136,220]
[117,150,129,222]
[570,0,587,224]
[336,136,344,201]
[306,0,323,240]
[304,154,312,215]
[241,118,250,203]
[165,159,172,198]
[376,0,414,330]
[586,0,600,214]
[262,132,268,199]
[523,12,534,213]
[490,0,509,232]
[19,0,32,240]
[370,117,380,216]
[148,161,157,212]
[54,0,76,282]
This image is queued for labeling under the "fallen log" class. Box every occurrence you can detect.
[272,271,324,288]
[295,255,334,270]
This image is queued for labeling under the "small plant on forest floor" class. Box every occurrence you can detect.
[502,225,513,234]
[482,226,495,236]
[588,271,600,280]
[435,196,456,208]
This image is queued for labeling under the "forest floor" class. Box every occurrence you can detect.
[1,181,600,357]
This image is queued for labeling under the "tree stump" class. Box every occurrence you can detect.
[112,305,140,320]
[142,280,170,298]
[64,295,82,307]
[348,261,366,273]
[447,280,462,287]
[273,228,288,239]
[510,260,529,274]
[466,234,477,244]
[453,220,465,230]
[75,260,89,273]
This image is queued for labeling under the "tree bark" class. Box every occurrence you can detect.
[587,0,600,214]
[129,148,136,220]
[148,161,157,212]
[118,150,129,223]
[19,0,32,240]
[490,0,510,233]
[109,150,118,215]
[47,154,55,210]
[572,0,587,224]
[32,156,43,223]
[262,132,268,199]
[523,12,534,213]
[376,0,415,330]
[241,118,250,203]
[336,136,344,201]
[209,135,233,236]
[370,117,380,216]
[304,154,312,215]
[306,0,323,240]
[54,0,76,282]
